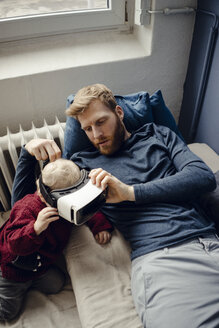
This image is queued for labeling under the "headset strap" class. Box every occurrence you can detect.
[39,173,57,207]
[39,168,90,207]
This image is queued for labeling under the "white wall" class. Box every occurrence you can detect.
[0,0,197,136]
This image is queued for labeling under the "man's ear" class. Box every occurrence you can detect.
[115,105,124,121]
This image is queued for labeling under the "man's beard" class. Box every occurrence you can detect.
[93,116,125,155]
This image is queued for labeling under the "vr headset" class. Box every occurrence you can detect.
[39,169,107,225]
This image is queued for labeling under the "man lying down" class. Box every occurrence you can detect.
[5,84,219,327]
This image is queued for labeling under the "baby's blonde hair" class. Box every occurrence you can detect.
[40,158,81,190]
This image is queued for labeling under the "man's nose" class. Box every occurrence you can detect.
[93,127,103,139]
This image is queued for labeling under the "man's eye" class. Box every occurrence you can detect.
[97,120,105,126]
[84,127,92,132]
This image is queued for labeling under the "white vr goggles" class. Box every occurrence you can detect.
[39,169,107,225]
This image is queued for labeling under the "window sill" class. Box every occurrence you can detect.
[0,28,151,80]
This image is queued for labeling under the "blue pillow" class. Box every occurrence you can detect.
[115,92,153,132]
[63,92,153,158]
[150,90,184,140]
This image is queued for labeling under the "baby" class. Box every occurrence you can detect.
[0,158,113,321]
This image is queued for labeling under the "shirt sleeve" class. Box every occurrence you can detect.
[134,125,217,204]
[11,147,37,206]
[86,211,114,236]
[4,205,45,256]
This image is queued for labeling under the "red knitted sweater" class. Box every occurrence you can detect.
[0,192,113,282]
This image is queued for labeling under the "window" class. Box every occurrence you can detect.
[0,1,108,18]
[0,0,132,42]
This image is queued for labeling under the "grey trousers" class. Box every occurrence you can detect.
[0,266,65,322]
[131,233,219,328]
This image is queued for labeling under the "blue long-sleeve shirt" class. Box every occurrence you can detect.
[12,123,216,260]
[71,123,216,260]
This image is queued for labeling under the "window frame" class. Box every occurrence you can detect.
[0,0,132,42]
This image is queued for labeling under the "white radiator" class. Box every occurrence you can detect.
[0,117,66,211]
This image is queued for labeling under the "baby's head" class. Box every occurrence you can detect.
[37,159,81,196]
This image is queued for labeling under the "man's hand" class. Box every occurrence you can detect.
[89,168,135,203]
[25,139,61,162]
[95,230,111,244]
[34,207,59,235]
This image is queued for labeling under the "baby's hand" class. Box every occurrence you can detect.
[34,207,59,235]
[95,231,111,244]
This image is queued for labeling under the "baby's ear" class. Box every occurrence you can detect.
[37,191,47,205]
